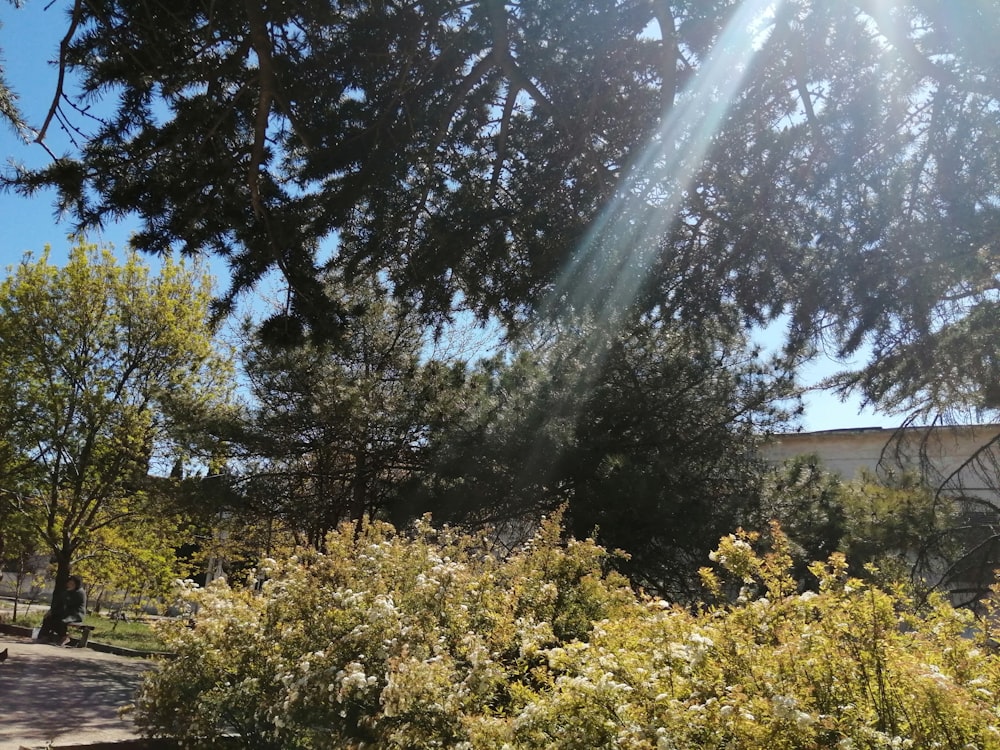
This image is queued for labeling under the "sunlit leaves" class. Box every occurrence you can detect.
[136,520,1000,748]
[0,240,229,598]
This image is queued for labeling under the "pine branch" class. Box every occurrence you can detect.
[651,0,679,110]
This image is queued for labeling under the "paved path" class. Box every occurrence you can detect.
[0,634,154,749]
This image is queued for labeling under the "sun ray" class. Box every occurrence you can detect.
[544,0,786,332]
[507,1,790,511]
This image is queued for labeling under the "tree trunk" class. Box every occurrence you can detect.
[12,558,28,621]
[113,584,132,631]
[49,547,72,610]
[353,445,369,537]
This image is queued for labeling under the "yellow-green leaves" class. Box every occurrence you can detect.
[0,240,228,603]
[136,520,1000,749]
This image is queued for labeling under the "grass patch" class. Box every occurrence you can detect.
[12,611,168,652]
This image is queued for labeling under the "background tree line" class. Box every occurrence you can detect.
[0,245,961,608]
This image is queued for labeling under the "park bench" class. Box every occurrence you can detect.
[67,622,96,647]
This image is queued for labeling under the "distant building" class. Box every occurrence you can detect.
[763,423,1000,606]
[764,423,1000,494]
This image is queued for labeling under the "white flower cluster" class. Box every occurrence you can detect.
[770,694,815,729]
[134,519,1000,749]
[335,661,377,698]
[668,631,714,670]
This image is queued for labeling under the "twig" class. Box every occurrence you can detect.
[37,0,84,145]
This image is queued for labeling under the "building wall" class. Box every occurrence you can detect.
[763,424,1000,498]
[764,423,1000,604]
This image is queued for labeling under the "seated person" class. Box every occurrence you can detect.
[38,575,87,646]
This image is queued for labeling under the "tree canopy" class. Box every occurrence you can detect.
[219,271,466,547]
[2,1,999,411]
[0,242,229,603]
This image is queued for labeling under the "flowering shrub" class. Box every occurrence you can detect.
[135,518,1000,749]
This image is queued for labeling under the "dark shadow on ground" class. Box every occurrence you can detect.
[0,637,153,749]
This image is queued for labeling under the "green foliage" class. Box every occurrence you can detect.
[74,512,197,607]
[221,271,467,546]
[134,520,1000,749]
[0,490,41,565]
[756,455,848,579]
[410,316,794,597]
[760,457,957,592]
[0,240,230,602]
[838,471,957,588]
[0,490,43,617]
[4,1,1000,412]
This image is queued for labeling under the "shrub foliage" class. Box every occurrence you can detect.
[136,518,1000,749]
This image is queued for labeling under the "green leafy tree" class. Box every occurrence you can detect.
[839,471,957,592]
[4,1,1000,411]
[0,241,230,606]
[0,488,43,619]
[74,510,195,615]
[391,347,575,538]
[566,320,793,597]
[868,424,1000,605]
[756,455,848,581]
[758,457,955,592]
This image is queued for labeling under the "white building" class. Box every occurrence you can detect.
[763,423,1000,606]
[764,423,1000,497]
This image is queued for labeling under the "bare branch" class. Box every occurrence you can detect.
[37,0,84,145]
[435,53,496,146]
[490,82,516,200]
[244,0,277,220]
[483,0,557,123]
[651,0,679,110]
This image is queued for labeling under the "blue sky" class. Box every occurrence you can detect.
[0,2,903,433]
